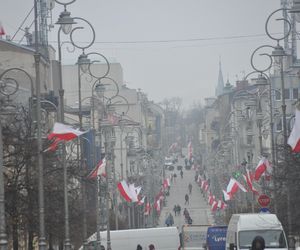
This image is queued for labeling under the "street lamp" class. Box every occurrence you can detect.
[56,8,76,34]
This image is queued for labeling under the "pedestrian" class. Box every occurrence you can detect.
[170,173,174,183]
[187,215,193,225]
[173,205,177,216]
[169,213,174,226]
[251,236,265,250]
[184,158,188,167]
[173,173,177,183]
[177,204,181,214]
[188,183,193,194]
[165,214,170,227]
[149,244,155,250]
[180,169,183,179]
[137,245,143,250]
[183,208,189,219]
[185,194,189,205]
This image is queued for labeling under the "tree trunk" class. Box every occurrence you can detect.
[12,219,18,250]
[28,229,34,250]
[48,233,54,250]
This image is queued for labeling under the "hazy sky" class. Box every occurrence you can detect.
[1,0,282,107]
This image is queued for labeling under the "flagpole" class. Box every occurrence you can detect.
[96,175,102,250]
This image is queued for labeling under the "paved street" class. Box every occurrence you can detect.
[159,158,214,228]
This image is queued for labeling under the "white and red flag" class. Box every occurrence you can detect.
[137,196,145,206]
[0,21,5,36]
[117,180,132,202]
[222,190,231,201]
[218,200,227,210]
[154,199,161,212]
[87,158,106,179]
[144,202,151,215]
[208,195,215,205]
[211,200,218,212]
[129,184,138,202]
[226,178,247,196]
[288,109,300,152]
[243,169,259,195]
[45,122,88,151]
[254,158,270,181]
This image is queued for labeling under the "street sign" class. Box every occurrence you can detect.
[258,194,270,207]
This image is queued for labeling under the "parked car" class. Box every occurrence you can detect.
[177,165,183,170]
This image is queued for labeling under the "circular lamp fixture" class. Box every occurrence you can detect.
[77,53,91,73]
[56,10,76,34]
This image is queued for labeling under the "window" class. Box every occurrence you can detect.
[246,135,253,145]
[276,119,282,132]
[293,88,298,100]
[284,88,290,100]
[275,90,281,101]
[239,230,287,249]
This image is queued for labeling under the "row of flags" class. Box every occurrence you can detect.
[196,157,272,210]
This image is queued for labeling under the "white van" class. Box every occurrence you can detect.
[79,227,180,250]
[226,213,288,250]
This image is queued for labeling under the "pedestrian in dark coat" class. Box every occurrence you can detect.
[185,194,189,205]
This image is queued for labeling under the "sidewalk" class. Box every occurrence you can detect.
[158,160,214,228]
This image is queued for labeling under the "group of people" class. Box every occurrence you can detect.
[136,244,155,250]
[173,204,181,216]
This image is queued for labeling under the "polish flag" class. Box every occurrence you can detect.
[154,200,161,212]
[48,122,87,141]
[211,200,218,212]
[87,158,106,179]
[144,202,151,215]
[254,158,270,181]
[226,178,247,196]
[209,195,215,205]
[288,109,300,152]
[218,200,227,210]
[0,21,5,36]
[204,182,209,192]
[222,190,231,201]
[163,179,169,189]
[117,180,132,202]
[243,169,259,195]
[129,184,139,202]
[137,196,145,206]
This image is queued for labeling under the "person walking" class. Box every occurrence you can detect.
[177,204,181,215]
[180,169,183,179]
[137,244,143,250]
[173,205,177,216]
[173,173,177,183]
[251,236,265,250]
[185,194,189,205]
[188,183,193,195]
[183,208,189,219]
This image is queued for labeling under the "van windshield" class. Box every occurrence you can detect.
[239,230,286,249]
